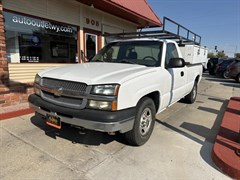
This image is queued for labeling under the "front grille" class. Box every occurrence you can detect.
[43,91,83,109]
[41,78,88,109]
[42,78,87,94]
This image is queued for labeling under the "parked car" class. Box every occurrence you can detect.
[215,59,235,78]
[207,58,222,75]
[226,60,240,82]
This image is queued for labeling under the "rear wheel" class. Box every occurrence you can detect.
[184,83,197,104]
[125,97,156,146]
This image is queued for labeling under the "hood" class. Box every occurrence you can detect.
[39,63,156,85]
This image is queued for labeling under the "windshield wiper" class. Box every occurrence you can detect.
[120,59,136,64]
[92,59,105,62]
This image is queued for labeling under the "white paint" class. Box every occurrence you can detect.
[38,39,203,111]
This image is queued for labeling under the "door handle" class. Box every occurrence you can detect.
[181,71,184,76]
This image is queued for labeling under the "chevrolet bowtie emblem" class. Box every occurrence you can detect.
[53,87,63,97]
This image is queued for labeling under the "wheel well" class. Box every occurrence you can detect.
[195,75,200,84]
[143,91,160,111]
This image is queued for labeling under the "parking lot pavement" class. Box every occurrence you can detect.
[0,74,239,180]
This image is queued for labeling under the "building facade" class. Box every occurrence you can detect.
[0,0,161,108]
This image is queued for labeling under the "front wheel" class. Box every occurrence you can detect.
[125,97,156,146]
[184,83,197,104]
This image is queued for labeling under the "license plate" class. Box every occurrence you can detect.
[46,114,61,129]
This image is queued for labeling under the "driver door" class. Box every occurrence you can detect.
[165,43,187,105]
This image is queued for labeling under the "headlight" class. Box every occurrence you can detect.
[34,74,41,84]
[89,84,119,111]
[34,87,41,96]
[91,84,119,96]
[88,100,117,111]
[34,74,41,96]
[88,100,111,110]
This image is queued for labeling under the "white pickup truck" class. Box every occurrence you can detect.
[29,18,207,146]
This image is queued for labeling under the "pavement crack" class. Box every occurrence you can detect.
[82,145,126,175]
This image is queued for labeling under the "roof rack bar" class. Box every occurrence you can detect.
[104,17,202,45]
[163,17,201,44]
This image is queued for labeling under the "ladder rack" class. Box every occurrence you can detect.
[104,17,201,45]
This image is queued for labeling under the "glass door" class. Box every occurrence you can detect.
[85,33,97,60]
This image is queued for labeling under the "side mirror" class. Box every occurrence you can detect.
[168,58,185,68]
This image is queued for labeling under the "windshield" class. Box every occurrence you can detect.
[91,41,163,67]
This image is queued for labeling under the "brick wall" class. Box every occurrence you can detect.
[0,0,34,108]
[0,84,34,107]
[0,0,8,86]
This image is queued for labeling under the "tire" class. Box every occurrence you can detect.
[222,70,229,79]
[184,83,197,104]
[235,74,240,83]
[207,62,216,75]
[125,97,156,146]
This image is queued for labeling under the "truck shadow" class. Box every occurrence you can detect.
[155,98,228,172]
[30,114,128,146]
[205,77,236,84]
[220,83,240,88]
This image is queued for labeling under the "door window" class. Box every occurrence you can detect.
[165,43,179,68]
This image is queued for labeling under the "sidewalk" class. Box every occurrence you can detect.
[212,97,240,179]
[0,102,33,120]
[1,96,240,179]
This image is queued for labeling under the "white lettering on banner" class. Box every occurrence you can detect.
[12,16,73,33]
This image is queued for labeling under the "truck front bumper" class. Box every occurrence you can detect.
[28,94,135,133]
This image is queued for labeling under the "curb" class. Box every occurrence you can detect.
[0,108,33,121]
[212,97,240,179]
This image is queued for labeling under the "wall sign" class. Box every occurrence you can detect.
[4,11,77,37]
[12,15,73,33]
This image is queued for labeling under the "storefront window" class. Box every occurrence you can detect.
[4,11,78,63]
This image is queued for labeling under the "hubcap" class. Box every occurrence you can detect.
[223,71,228,79]
[139,108,152,136]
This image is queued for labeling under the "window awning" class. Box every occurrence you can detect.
[77,0,162,28]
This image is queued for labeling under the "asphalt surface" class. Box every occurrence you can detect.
[1,73,240,180]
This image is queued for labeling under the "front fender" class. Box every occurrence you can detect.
[117,68,171,111]
[118,83,161,110]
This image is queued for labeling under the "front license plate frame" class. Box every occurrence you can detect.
[46,114,61,129]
